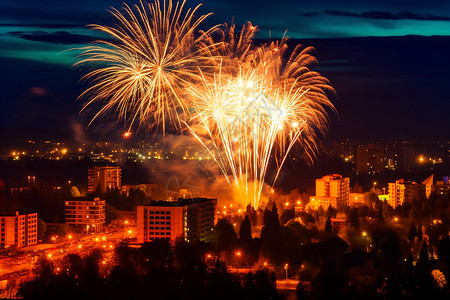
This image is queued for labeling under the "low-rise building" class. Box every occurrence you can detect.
[137,198,216,244]
[434,176,450,196]
[349,193,365,206]
[65,197,106,232]
[388,178,429,209]
[0,211,38,248]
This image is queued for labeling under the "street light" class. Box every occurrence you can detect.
[284,264,288,281]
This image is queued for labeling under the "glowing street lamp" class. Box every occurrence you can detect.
[284,264,288,281]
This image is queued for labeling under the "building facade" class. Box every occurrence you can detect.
[0,211,38,248]
[356,144,385,175]
[434,176,450,196]
[388,179,427,209]
[65,197,106,232]
[88,166,122,194]
[137,198,216,244]
[308,174,350,209]
[349,193,365,206]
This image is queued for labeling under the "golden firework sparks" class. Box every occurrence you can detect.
[76,0,218,132]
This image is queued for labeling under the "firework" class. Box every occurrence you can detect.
[186,36,334,207]
[76,0,334,207]
[76,0,217,132]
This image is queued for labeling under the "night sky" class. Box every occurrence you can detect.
[1,0,450,141]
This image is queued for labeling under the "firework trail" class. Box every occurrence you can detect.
[76,0,217,132]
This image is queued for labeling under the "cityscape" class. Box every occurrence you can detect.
[1,0,450,299]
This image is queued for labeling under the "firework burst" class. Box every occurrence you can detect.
[76,0,217,132]
[186,37,335,207]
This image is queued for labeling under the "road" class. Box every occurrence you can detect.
[0,223,136,298]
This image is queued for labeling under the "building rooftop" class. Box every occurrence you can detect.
[142,198,216,207]
[71,196,104,202]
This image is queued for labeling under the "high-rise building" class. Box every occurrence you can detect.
[388,179,428,209]
[88,166,122,194]
[356,144,385,174]
[0,211,38,248]
[389,143,416,172]
[137,198,216,244]
[65,197,106,232]
[308,174,350,209]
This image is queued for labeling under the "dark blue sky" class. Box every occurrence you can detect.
[1,0,450,141]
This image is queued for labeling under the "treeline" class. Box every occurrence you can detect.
[215,203,450,298]
[18,240,278,300]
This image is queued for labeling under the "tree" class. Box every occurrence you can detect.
[418,241,429,264]
[326,205,336,219]
[408,222,417,243]
[239,215,252,249]
[260,203,284,264]
[377,201,384,223]
[325,217,332,234]
[417,224,423,242]
[280,209,295,225]
[348,208,360,229]
[70,186,81,197]
[215,218,238,253]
